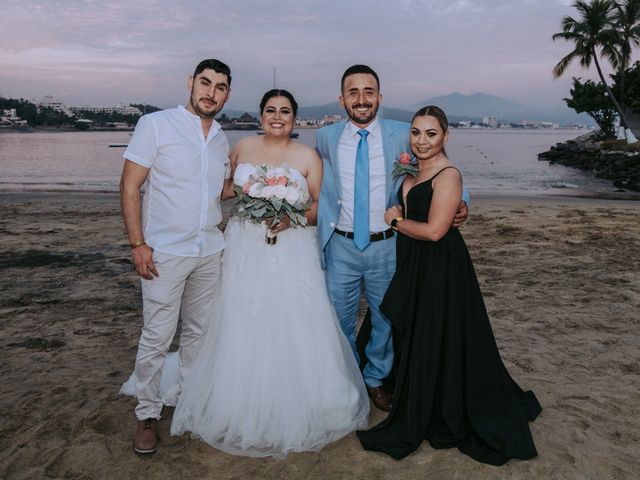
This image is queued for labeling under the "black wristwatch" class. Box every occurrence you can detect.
[390,217,403,230]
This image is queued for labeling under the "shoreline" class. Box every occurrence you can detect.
[2,187,640,203]
[538,135,640,192]
[0,126,134,133]
[1,192,638,479]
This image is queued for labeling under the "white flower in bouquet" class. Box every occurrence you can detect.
[272,185,288,200]
[285,186,300,204]
[248,182,264,198]
[260,185,274,198]
[233,164,312,244]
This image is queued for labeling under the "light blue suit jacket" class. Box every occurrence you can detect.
[316,118,410,268]
[316,118,470,269]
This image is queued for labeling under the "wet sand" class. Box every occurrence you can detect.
[0,192,639,479]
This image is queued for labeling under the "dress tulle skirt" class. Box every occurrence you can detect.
[170,218,369,459]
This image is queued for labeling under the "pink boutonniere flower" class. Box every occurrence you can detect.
[398,152,411,165]
[391,152,419,178]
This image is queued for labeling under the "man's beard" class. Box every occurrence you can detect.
[346,103,378,126]
[190,93,218,119]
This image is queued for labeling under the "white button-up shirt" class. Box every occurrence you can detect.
[124,105,229,257]
[336,117,388,233]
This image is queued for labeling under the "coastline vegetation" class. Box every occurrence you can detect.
[0,96,263,131]
[553,0,640,142]
[541,0,640,192]
[0,97,163,130]
[0,98,69,127]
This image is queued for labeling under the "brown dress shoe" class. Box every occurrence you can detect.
[134,418,158,454]
[367,386,392,412]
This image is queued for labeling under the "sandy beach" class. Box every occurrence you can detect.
[0,192,639,480]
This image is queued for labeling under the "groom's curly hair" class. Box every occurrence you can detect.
[341,65,380,91]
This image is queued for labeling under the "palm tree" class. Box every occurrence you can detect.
[553,0,636,141]
[612,0,640,112]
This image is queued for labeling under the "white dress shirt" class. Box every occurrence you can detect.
[336,117,388,233]
[124,105,229,257]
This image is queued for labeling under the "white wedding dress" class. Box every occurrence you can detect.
[168,163,369,459]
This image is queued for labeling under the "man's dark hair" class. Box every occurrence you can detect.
[340,64,380,91]
[193,59,232,86]
[259,89,299,117]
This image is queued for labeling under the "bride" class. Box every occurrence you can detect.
[169,89,369,459]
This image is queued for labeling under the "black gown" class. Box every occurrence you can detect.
[357,168,542,465]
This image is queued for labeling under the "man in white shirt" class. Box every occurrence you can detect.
[119,58,233,454]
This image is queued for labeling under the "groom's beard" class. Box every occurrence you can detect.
[345,103,378,126]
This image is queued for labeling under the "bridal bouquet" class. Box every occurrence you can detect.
[233,165,311,244]
[391,152,419,178]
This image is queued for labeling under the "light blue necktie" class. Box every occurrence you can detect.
[354,129,370,251]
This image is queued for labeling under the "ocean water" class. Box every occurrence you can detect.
[0,128,618,195]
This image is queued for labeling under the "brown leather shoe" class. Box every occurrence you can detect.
[367,386,392,412]
[134,418,158,454]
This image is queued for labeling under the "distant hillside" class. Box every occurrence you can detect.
[297,102,341,119]
[220,108,256,118]
[224,93,595,126]
[297,102,488,125]
[412,92,594,125]
[297,102,415,121]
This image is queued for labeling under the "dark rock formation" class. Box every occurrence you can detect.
[539,135,640,192]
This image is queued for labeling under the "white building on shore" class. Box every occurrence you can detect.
[38,96,75,117]
[519,120,560,129]
[71,103,142,116]
[482,116,498,128]
[35,96,143,117]
[1,108,28,126]
[320,115,343,126]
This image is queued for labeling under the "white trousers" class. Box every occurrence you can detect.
[133,250,222,421]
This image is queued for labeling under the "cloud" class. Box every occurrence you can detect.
[0,0,631,110]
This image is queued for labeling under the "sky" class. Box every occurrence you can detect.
[1,0,635,112]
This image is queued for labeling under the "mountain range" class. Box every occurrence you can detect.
[223,92,593,126]
[408,92,593,125]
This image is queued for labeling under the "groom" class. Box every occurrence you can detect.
[120,58,233,454]
[316,65,469,412]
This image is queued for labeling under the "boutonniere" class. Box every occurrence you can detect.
[391,152,419,178]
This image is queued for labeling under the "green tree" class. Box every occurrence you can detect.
[130,103,162,114]
[0,97,73,126]
[552,0,632,133]
[36,106,72,126]
[612,60,640,112]
[0,98,39,124]
[611,0,640,111]
[565,77,617,137]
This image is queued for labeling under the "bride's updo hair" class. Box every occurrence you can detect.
[260,89,299,117]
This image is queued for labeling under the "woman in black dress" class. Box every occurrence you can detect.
[357,106,541,465]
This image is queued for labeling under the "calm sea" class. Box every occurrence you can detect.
[0,128,620,195]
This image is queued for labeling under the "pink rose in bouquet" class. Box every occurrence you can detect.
[233,164,311,245]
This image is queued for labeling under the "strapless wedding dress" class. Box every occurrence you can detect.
[169,163,369,459]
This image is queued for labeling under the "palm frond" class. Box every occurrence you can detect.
[553,51,580,78]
